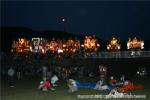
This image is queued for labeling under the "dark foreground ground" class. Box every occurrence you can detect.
[1,77,150,100]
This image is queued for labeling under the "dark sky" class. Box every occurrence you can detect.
[1,1,150,40]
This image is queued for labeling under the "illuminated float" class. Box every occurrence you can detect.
[127,37,144,50]
[107,37,121,51]
[81,35,100,52]
[11,38,31,53]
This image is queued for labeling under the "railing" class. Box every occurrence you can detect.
[79,51,150,58]
[1,51,150,59]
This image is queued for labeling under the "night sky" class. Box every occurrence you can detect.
[1,1,150,40]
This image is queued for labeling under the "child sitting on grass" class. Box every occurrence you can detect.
[38,77,55,91]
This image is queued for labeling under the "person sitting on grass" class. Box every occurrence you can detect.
[94,79,109,90]
[67,79,78,93]
[107,88,128,98]
[38,77,55,91]
[109,76,117,86]
[115,75,125,86]
[51,74,59,87]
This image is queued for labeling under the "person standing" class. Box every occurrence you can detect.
[99,64,107,81]
[16,64,21,80]
[8,67,15,87]
[47,67,52,81]
[42,66,47,79]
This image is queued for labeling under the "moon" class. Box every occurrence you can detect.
[62,18,66,22]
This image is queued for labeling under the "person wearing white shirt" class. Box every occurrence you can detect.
[51,75,59,86]
[68,79,78,92]
[67,79,78,92]
[8,67,15,87]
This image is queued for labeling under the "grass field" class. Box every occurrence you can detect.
[1,77,150,100]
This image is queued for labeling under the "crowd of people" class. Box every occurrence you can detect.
[1,51,146,99]
[1,52,90,87]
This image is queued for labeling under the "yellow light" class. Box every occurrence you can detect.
[63,44,66,47]
[58,49,63,53]
[81,44,84,47]
[107,46,110,50]
[42,49,45,53]
[30,46,32,52]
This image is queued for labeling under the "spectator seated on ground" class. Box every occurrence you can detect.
[107,88,128,98]
[115,76,125,86]
[51,75,59,87]
[67,79,78,92]
[109,76,117,86]
[94,80,109,90]
[38,77,54,91]
[117,80,144,92]
[106,76,118,90]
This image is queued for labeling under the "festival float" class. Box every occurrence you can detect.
[81,35,100,52]
[127,37,144,50]
[107,37,121,52]
[11,38,31,53]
